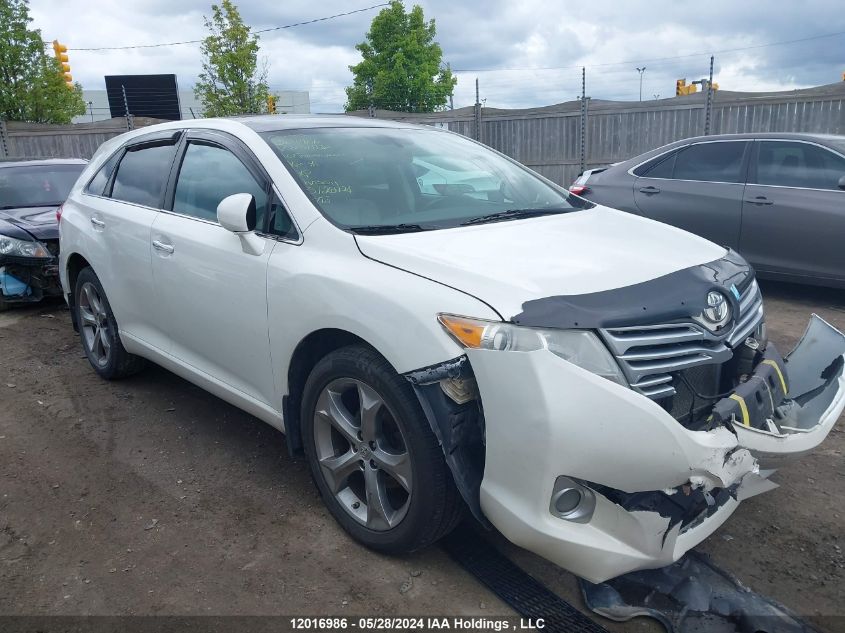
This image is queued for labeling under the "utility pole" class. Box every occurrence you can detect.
[636,67,646,102]
[447,63,454,110]
[579,67,589,173]
[703,55,714,135]
[121,85,133,131]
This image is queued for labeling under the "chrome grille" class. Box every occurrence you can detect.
[600,280,763,399]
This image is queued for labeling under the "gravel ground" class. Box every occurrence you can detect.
[1,280,843,632]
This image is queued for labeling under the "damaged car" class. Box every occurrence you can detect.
[0,158,86,310]
[58,118,845,583]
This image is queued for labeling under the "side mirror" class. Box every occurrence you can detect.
[216,193,264,256]
[217,193,256,232]
[839,175,845,191]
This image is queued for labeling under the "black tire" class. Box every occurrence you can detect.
[301,344,464,553]
[74,267,145,380]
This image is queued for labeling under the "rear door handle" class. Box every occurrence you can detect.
[744,196,773,205]
[152,240,174,254]
[639,186,661,194]
[90,217,105,228]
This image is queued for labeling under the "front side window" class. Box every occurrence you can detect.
[0,163,85,209]
[173,142,268,224]
[755,141,845,190]
[672,142,747,183]
[260,127,583,231]
[111,143,178,207]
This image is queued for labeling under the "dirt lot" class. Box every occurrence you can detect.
[1,280,843,631]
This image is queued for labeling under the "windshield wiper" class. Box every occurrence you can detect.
[460,207,571,226]
[348,223,429,235]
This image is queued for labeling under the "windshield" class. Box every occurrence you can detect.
[260,127,586,231]
[0,164,85,209]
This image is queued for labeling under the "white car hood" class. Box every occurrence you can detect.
[355,205,727,319]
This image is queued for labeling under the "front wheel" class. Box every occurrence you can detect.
[301,345,463,553]
[74,267,145,380]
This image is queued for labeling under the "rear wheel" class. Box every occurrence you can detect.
[302,345,463,552]
[74,267,145,380]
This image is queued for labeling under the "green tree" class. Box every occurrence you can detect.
[0,0,85,124]
[345,0,456,113]
[195,0,270,117]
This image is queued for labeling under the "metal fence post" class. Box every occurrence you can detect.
[579,67,589,174]
[122,85,134,131]
[474,78,482,142]
[703,55,714,135]
[0,120,9,158]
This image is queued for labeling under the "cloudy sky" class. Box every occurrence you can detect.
[29,0,845,112]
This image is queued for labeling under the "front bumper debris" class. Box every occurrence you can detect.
[726,315,845,469]
[466,314,845,583]
[580,550,816,633]
[0,254,62,306]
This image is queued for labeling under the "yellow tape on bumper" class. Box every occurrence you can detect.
[761,359,788,395]
[729,394,750,426]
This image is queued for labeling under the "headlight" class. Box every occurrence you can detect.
[0,235,51,258]
[438,314,627,386]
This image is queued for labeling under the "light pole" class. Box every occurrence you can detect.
[636,67,646,102]
[87,101,94,122]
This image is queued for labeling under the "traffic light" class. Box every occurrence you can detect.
[267,95,276,114]
[710,82,719,91]
[675,79,698,96]
[51,40,73,88]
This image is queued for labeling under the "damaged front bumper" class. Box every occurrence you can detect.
[465,314,845,584]
[0,251,62,307]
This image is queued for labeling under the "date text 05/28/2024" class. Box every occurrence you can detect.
[289,617,546,630]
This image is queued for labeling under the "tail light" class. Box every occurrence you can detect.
[56,203,64,224]
[569,185,589,196]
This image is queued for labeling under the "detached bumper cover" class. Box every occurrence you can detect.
[468,315,845,583]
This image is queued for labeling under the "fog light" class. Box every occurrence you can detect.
[554,488,583,514]
[549,476,595,523]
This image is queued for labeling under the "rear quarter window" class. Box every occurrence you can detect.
[85,151,121,196]
[635,151,677,178]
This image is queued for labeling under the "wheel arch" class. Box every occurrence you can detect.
[65,252,92,332]
[283,328,374,455]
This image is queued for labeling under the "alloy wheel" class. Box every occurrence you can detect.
[78,281,112,367]
[312,378,412,531]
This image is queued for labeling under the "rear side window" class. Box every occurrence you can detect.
[755,141,845,190]
[173,142,268,224]
[111,143,178,207]
[672,142,747,183]
[85,151,120,196]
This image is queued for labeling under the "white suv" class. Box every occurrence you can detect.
[59,116,845,583]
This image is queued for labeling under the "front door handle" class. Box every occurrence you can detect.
[639,186,661,194]
[744,196,773,205]
[152,240,174,254]
[90,217,105,228]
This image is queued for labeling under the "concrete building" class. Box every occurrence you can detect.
[73,89,310,123]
